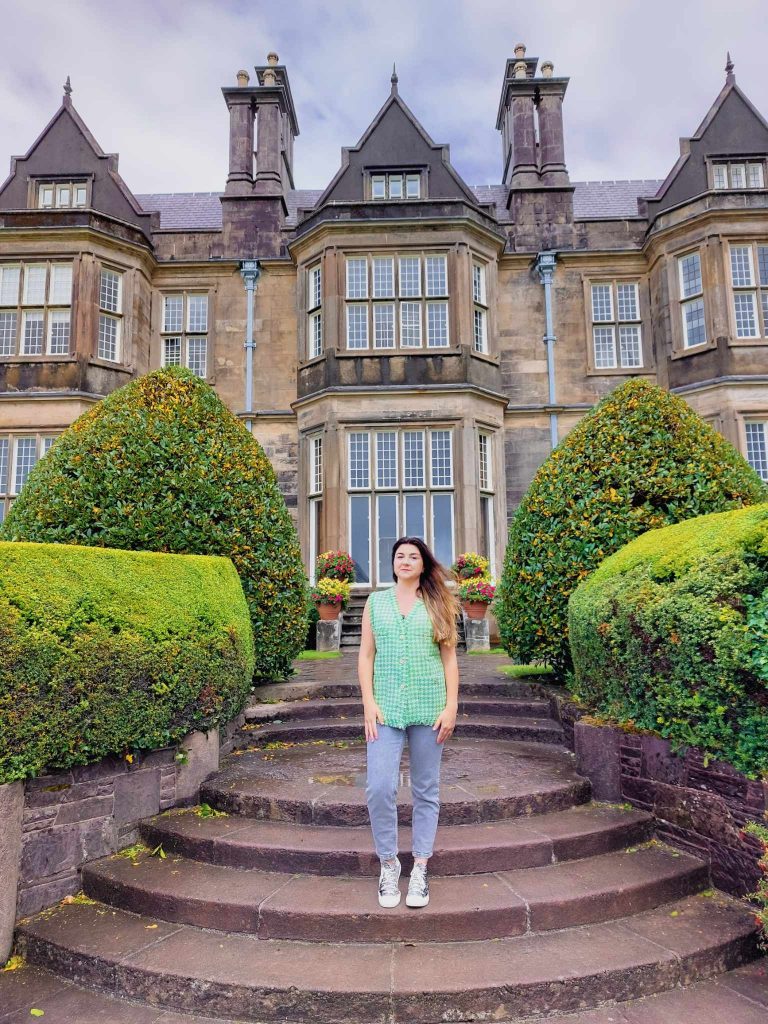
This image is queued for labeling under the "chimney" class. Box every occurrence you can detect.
[536,61,570,186]
[495,45,540,187]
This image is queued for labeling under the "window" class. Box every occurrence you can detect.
[344,254,450,350]
[477,431,495,572]
[729,243,768,339]
[589,280,643,369]
[472,262,488,353]
[0,432,58,522]
[346,427,454,584]
[712,161,765,190]
[678,252,706,349]
[308,434,324,583]
[745,421,768,480]
[97,268,122,362]
[307,264,322,359]
[160,291,209,376]
[370,172,421,200]
[36,180,88,209]
[0,261,72,357]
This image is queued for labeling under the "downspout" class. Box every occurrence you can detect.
[239,259,261,433]
[535,250,559,450]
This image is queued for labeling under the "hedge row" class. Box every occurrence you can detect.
[568,504,768,777]
[0,541,254,783]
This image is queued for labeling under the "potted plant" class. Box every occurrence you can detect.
[452,552,490,581]
[458,577,496,619]
[311,577,351,620]
[315,550,356,583]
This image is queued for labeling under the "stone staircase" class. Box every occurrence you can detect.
[12,654,765,1023]
[342,589,467,650]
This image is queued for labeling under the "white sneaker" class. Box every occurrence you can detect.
[406,862,429,908]
[378,857,401,908]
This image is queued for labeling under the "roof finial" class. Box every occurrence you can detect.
[63,75,72,104]
[725,51,735,84]
[391,62,398,96]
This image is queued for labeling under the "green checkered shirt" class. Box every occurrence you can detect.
[368,588,447,729]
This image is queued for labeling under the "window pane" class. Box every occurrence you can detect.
[388,175,403,199]
[406,174,420,199]
[748,163,765,188]
[758,247,768,288]
[616,283,639,321]
[13,438,37,494]
[0,438,7,492]
[399,257,421,297]
[98,313,119,361]
[683,298,706,347]
[47,310,70,355]
[431,492,453,567]
[310,311,323,358]
[762,293,768,336]
[308,265,322,310]
[373,303,395,348]
[713,164,728,189]
[473,308,487,352]
[350,495,370,584]
[164,295,183,332]
[679,253,702,298]
[730,246,754,287]
[404,493,425,538]
[0,312,17,355]
[23,265,47,305]
[425,256,447,297]
[734,292,758,337]
[311,436,323,494]
[39,185,54,208]
[0,266,20,306]
[478,433,490,490]
[730,164,745,188]
[472,264,486,304]
[745,422,768,481]
[187,337,207,377]
[49,264,72,305]
[22,311,44,355]
[74,186,87,207]
[377,494,398,584]
[591,284,612,322]
[430,430,452,487]
[346,258,368,299]
[349,431,370,488]
[100,270,121,313]
[346,304,368,349]
[619,325,642,368]
[42,436,56,455]
[371,176,386,200]
[187,294,208,332]
[376,432,397,488]
[403,431,425,488]
[593,326,617,368]
[479,495,492,563]
[400,302,422,347]
[426,302,448,347]
[56,185,71,207]
[373,257,394,298]
[163,337,182,366]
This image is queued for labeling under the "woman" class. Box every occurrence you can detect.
[358,537,460,909]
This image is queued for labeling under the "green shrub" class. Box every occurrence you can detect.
[0,541,254,783]
[1,367,307,680]
[568,504,768,777]
[496,379,766,675]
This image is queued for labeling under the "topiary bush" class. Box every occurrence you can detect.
[1,367,307,680]
[0,541,254,783]
[568,504,768,777]
[496,378,766,675]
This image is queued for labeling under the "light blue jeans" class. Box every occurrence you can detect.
[365,724,444,861]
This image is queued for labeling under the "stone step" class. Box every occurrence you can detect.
[255,675,552,703]
[244,695,552,724]
[81,843,709,943]
[233,714,564,750]
[201,737,591,825]
[140,803,653,875]
[16,893,760,1023]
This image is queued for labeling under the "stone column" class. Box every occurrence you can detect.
[225,95,255,195]
[538,92,569,185]
[254,98,283,194]
[317,618,341,652]
[0,781,24,964]
[463,615,490,651]
[510,91,539,186]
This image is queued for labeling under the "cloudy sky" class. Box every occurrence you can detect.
[1,0,766,195]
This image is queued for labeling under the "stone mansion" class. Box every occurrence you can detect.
[1,47,767,587]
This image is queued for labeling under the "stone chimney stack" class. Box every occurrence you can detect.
[536,61,570,186]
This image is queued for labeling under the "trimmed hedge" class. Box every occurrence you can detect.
[496,379,766,675]
[1,367,307,680]
[568,504,768,777]
[0,541,255,784]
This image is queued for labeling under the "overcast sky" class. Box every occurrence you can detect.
[1,0,766,195]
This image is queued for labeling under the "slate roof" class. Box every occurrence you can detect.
[135,179,664,231]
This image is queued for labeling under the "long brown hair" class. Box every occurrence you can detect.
[391,537,459,647]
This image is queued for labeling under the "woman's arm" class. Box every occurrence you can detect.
[433,642,459,744]
[358,600,384,741]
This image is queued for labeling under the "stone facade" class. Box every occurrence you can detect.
[1,48,767,587]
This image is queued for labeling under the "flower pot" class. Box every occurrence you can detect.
[316,602,341,621]
[462,601,488,620]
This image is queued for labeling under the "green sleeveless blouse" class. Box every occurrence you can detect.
[368,588,447,729]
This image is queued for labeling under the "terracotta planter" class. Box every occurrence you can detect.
[316,602,342,621]
[462,601,489,620]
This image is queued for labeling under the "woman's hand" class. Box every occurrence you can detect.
[364,700,385,741]
[433,704,457,744]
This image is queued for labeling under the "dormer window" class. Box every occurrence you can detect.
[36,181,88,209]
[711,161,765,190]
[370,172,422,200]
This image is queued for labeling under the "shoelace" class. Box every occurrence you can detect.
[409,864,428,892]
[379,861,400,895]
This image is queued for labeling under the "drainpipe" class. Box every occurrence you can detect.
[535,250,559,450]
[240,259,261,434]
